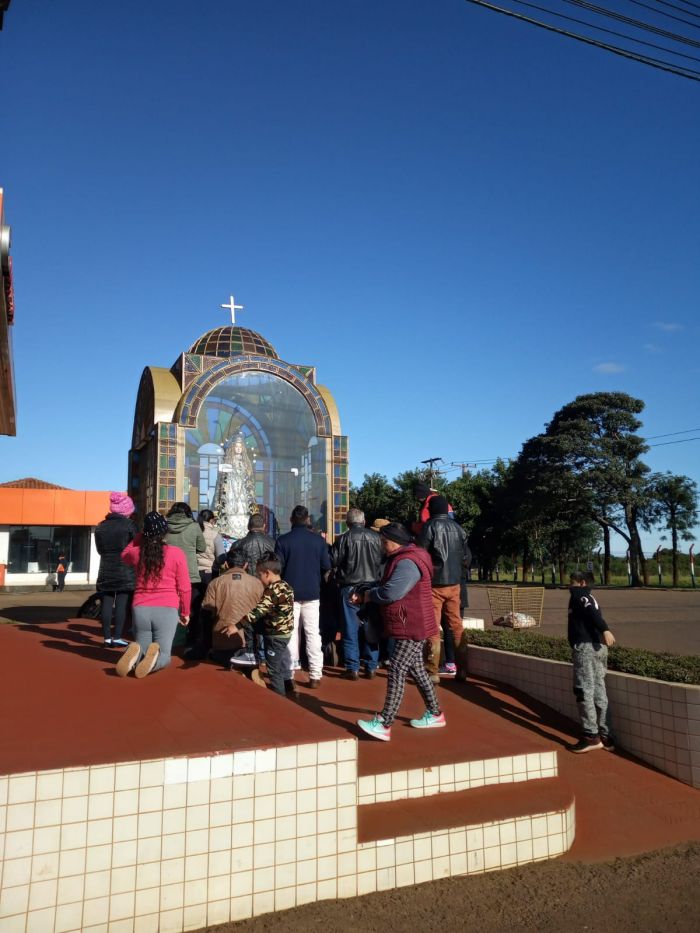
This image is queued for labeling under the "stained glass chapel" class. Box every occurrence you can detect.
[128,302,349,541]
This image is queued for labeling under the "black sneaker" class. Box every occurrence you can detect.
[341,670,359,681]
[570,735,604,754]
[600,734,615,751]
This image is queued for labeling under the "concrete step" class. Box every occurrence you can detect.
[354,777,574,890]
[358,749,557,805]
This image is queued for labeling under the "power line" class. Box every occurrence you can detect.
[648,436,700,447]
[562,0,700,46]
[647,0,700,22]
[510,0,700,60]
[646,427,700,439]
[464,0,700,81]
[624,0,700,29]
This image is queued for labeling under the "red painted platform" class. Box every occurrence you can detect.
[358,778,573,843]
[3,615,700,862]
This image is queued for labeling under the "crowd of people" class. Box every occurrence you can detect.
[93,481,616,751]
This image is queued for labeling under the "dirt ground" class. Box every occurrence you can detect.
[205,842,700,933]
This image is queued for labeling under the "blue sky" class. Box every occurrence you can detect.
[1,0,698,554]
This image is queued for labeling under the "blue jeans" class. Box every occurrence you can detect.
[132,606,180,672]
[341,586,378,672]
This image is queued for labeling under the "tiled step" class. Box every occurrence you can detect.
[358,750,557,804]
[359,775,573,842]
[353,778,575,889]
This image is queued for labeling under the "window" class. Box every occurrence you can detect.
[184,371,328,535]
[8,526,91,574]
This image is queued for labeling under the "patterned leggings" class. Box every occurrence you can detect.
[380,639,441,728]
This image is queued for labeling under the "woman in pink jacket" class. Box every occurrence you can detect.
[116,511,191,678]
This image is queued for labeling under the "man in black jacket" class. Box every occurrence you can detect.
[417,496,469,682]
[234,513,276,574]
[568,572,616,753]
[332,508,383,680]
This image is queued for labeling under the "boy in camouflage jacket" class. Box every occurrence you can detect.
[227,551,294,696]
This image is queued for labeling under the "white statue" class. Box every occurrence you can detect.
[214,432,257,539]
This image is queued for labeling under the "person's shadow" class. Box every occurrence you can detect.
[441,675,575,747]
[16,620,123,666]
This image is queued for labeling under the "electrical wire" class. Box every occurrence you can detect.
[624,0,700,29]
[646,427,700,439]
[464,0,700,80]
[648,436,700,446]
[560,0,700,47]
[646,0,700,22]
[510,0,700,60]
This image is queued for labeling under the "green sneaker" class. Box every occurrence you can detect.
[357,715,391,742]
[410,710,447,729]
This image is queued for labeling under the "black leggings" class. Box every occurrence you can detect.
[101,592,131,640]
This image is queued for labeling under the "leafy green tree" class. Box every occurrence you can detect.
[647,473,698,586]
[349,473,398,525]
[541,392,651,586]
[509,435,601,583]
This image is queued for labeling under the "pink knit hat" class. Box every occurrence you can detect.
[109,492,135,517]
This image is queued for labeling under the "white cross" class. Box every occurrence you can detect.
[220,294,244,325]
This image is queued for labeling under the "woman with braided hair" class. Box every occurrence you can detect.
[116,512,191,678]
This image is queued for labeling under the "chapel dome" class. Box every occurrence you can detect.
[187,326,279,360]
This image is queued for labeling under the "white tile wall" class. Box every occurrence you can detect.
[468,645,700,789]
[0,731,574,932]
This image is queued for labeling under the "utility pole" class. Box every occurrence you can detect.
[421,457,442,487]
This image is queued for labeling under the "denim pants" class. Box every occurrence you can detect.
[132,606,180,672]
[341,586,378,672]
[244,620,289,696]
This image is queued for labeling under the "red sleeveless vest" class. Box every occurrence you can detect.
[380,544,437,640]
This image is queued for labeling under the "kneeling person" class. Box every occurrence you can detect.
[201,549,264,661]
[228,552,295,696]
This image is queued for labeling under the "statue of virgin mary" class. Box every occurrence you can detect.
[214,432,257,539]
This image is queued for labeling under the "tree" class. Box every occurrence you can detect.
[509,434,601,583]
[647,473,698,586]
[349,473,398,525]
[542,392,651,586]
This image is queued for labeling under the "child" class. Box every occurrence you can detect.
[568,571,616,753]
[227,551,294,696]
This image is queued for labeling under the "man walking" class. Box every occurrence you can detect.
[417,495,470,680]
[275,505,331,689]
[332,508,383,680]
[355,523,445,741]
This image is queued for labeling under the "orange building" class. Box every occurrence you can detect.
[0,478,111,588]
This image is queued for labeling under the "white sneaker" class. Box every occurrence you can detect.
[230,650,257,668]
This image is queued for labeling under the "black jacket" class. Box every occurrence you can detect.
[567,586,609,647]
[417,514,469,587]
[331,524,383,587]
[95,514,137,592]
[234,530,277,574]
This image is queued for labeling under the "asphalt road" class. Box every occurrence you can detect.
[466,584,700,656]
[1,585,699,655]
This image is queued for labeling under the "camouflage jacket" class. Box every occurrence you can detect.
[244,579,294,638]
